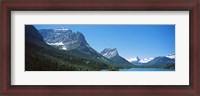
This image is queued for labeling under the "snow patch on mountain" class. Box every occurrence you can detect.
[139,58,154,63]
[62,46,67,50]
[166,53,175,59]
[47,42,64,46]
[127,57,140,62]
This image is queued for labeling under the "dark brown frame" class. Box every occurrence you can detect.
[1,0,199,96]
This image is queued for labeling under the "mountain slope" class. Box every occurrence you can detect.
[128,53,175,69]
[39,28,112,61]
[25,25,44,42]
[101,48,134,67]
[38,27,132,68]
[130,56,175,69]
[147,56,175,65]
[146,56,175,69]
[25,25,121,71]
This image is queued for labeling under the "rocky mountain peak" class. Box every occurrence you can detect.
[136,56,140,61]
[38,28,90,51]
[100,48,119,59]
[77,32,87,44]
[166,53,175,59]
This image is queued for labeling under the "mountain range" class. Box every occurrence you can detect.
[38,27,134,67]
[25,26,175,71]
[127,53,175,68]
[25,26,135,71]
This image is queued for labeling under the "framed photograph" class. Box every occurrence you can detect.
[1,0,199,95]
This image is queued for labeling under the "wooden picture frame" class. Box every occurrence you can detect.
[1,0,199,95]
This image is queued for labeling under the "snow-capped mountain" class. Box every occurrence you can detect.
[127,57,140,62]
[38,27,103,57]
[166,53,175,59]
[147,56,175,65]
[101,48,133,66]
[39,28,86,49]
[129,53,175,65]
[139,57,154,63]
[127,57,153,64]
[39,28,85,51]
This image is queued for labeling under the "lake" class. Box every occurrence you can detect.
[102,68,175,71]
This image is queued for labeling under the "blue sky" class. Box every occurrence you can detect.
[34,24,175,59]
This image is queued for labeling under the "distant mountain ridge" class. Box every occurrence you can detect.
[128,53,175,63]
[147,56,175,65]
[128,53,175,68]
[166,53,175,59]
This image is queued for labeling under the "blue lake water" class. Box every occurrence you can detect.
[102,68,175,71]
